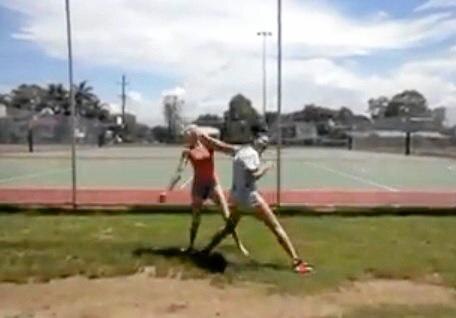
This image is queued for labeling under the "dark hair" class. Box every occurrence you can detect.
[251,122,269,138]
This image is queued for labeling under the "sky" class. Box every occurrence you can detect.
[0,0,455,126]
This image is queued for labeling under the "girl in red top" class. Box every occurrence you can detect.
[161,126,248,256]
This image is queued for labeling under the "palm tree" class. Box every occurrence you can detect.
[74,81,99,117]
[46,83,69,114]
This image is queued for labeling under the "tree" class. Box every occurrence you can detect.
[367,96,388,119]
[227,94,259,121]
[195,114,222,122]
[45,83,69,115]
[194,113,224,130]
[162,94,183,142]
[265,111,278,125]
[336,107,354,123]
[298,104,337,122]
[224,94,265,142]
[7,84,47,112]
[385,90,428,118]
[74,81,101,118]
[1,82,109,120]
[151,125,170,143]
[97,104,111,121]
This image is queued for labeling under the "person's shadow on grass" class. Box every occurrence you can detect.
[132,246,228,273]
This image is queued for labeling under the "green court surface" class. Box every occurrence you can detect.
[1,145,456,191]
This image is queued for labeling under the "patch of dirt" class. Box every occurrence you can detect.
[0,273,454,318]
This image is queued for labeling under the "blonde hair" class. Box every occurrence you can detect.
[184,124,198,134]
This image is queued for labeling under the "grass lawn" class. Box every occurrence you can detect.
[0,213,456,294]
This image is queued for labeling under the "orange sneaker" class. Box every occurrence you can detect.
[293,259,314,274]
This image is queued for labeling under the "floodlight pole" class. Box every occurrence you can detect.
[257,31,272,117]
[65,0,77,208]
[276,0,282,208]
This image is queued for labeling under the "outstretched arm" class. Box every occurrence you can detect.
[197,131,237,155]
[167,151,189,191]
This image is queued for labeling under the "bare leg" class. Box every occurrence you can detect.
[210,185,249,256]
[202,208,241,254]
[187,198,203,251]
[253,193,300,263]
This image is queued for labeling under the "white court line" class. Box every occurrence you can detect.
[178,176,193,189]
[305,162,398,192]
[0,167,70,184]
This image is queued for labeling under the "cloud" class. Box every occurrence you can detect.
[108,91,164,125]
[161,87,186,98]
[0,84,12,94]
[401,55,456,79]
[3,0,455,67]
[415,0,456,12]
[1,0,455,124]
[126,90,142,102]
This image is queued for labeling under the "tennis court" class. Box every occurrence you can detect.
[1,145,455,208]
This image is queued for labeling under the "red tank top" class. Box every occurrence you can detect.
[187,145,216,183]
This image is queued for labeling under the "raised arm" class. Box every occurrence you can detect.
[197,132,237,155]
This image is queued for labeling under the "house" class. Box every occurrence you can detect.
[372,115,440,132]
[271,121,318,145]
[0,103,5,118]
[346,115,372,131]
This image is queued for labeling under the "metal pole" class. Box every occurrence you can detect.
[121,74,126,125]
[257,31,272,117]
[276,0,282,208]
[262,35,267,116]
[65,0,77,208]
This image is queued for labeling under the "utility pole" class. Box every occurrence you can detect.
[257,31,272,117]
[120,74,128,126]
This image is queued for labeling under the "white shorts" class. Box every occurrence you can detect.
[230,189,260,209]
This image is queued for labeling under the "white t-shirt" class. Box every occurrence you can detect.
[232,145,260,195]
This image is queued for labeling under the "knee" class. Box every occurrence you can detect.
[192,212,201,221]
[225,215,240,231]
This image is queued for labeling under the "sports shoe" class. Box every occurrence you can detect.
[293,259,314,274]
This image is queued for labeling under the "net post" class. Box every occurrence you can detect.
[405,131,411,156]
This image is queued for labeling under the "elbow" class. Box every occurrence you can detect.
[252,172,262,179]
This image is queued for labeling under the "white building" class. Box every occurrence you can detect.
[0,103,6,118]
